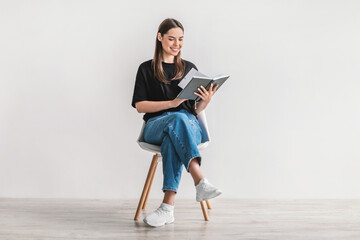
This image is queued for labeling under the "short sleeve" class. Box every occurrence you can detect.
[131,65,148,108]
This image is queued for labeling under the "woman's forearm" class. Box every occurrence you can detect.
[136,98,187,113]
[135,101,174,113]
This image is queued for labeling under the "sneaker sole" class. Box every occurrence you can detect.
[143,217,175,227]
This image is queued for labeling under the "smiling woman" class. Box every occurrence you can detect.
[131,18,221,227]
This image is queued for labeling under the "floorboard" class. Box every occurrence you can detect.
[0,198,359,240]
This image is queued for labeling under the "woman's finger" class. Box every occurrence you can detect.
[209,84,214,92]
[197,87,205,95]
[194,92,205,100]
[212,84,218,92]
[200,86,209,95]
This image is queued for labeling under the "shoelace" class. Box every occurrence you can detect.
[154,207,170,216]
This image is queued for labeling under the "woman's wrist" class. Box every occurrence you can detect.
[168,100,176,109]
[194,100,208,114]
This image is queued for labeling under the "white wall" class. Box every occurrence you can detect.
[1,0,359,199]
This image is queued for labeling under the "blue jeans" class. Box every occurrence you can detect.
[144,109,203,192]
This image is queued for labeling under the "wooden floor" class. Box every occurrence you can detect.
[0,198,359,240]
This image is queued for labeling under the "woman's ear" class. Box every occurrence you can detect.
[157,32,162,42]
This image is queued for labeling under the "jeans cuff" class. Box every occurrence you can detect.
[162,186,178,193]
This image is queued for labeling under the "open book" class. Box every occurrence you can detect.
[177,68,229,101]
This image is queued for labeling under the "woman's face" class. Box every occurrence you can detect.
[158,27,184,59]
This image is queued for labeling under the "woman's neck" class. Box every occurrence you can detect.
[162,53,175,63]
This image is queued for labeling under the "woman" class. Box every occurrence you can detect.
[131,18,222,227]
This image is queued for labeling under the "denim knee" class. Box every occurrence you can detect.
[166,112,189,124]
[163,112,202,172]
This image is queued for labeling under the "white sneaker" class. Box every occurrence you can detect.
[143,203,175,227]
[196,178,222,202]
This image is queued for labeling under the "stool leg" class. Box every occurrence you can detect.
[142,155,158,209]
[134,154,158,221]
[205,200,212,209]
[200,201,209,221]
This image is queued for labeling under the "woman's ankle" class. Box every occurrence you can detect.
[163,190,176,205]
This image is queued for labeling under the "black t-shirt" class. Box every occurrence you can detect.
[131,59,198,122]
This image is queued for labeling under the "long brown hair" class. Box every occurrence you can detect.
[152,18,185,84]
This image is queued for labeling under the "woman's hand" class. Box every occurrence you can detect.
[171,98,187,108]
[192,83,218,115]
[194,84,218,104]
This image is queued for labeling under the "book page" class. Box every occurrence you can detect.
[178,68,209,89]
[213,76,229,91]
[213,74,230,80]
